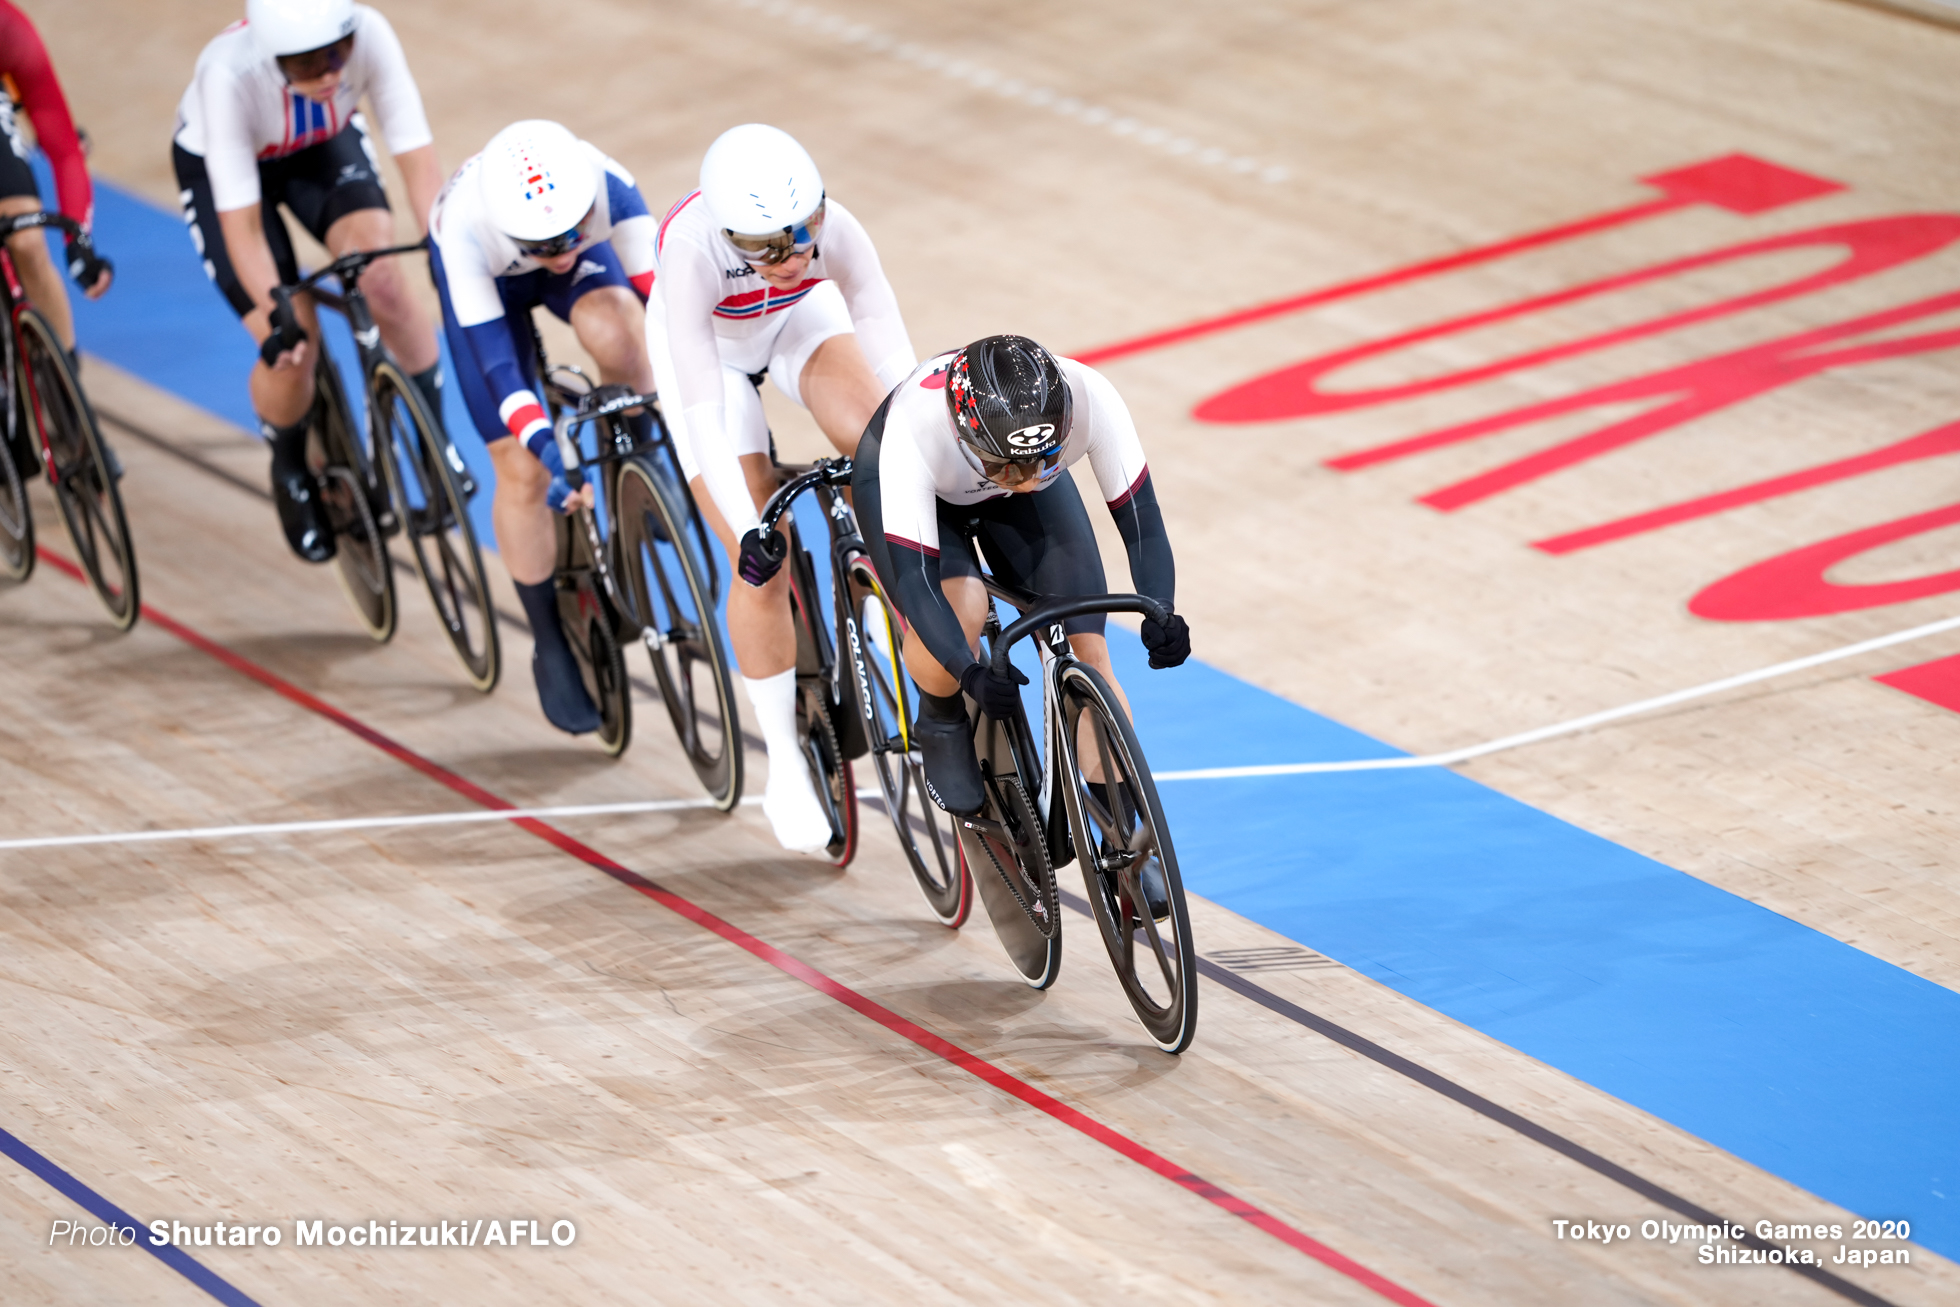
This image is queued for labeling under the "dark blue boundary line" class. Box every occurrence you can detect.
[0,1124,264,1306]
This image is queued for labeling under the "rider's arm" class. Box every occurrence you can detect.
[351,7,436,228]
[871,424,979,677]
[2,4,92,233]
[661,237,761,536]
[197,64,291,344]
[596,155,656,301]
[218,205,293,351]
[819,201,915,390]
[1075,363,1174,605]
[434,233,551,454]
[393,145,443,237]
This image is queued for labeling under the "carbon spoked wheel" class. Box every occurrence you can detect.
[959,770,1062,989]
[312,354,394,642]
[844,563,968,924]
[0,371,31,582]
[20,310,137,628]
[1058,663,1197,1053]
[556,516,631,757]
[372,362,498,690]
[614,453,742,808]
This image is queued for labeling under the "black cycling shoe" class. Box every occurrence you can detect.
[915,711,985,816]
[270,463,336,563]
[531,640,601,735]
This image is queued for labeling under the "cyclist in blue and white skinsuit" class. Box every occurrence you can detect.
[428,119,658,736]
[648,124,915,853]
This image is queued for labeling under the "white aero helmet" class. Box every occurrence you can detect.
[700,124,826,264]
[477,120,600,249]
[248,0,357,58]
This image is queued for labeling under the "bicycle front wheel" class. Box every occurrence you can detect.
[1056,662,1196,1053]
[842,557,968,924]
[19,309,137,628]
[312,349,394,642]
[372,361,498,690]
[613,452,742,809]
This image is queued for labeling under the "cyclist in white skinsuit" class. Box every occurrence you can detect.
[647,123,915,852]
[173,0,445,563]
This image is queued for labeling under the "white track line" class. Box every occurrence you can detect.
[720,0,1289,183]
[1154,613,1960,781]
[0,797,761,853]
[6,617,1954,849]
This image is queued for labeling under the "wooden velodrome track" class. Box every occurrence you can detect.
[6,0,1960,1302]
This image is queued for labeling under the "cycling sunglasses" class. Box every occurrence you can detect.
[724,200,826,266]
[517,206,596,259]
[277,35,355,84]
[970,445,1065,488]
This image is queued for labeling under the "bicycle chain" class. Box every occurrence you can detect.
[971,774,1061,940]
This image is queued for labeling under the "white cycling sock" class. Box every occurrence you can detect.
[745,669,832,854]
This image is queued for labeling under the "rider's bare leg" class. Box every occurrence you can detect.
[568,287,656,392]
[798,332,886,458]
[691,452,833,850]
[487,437,553,585]
[689,452,795,678]
[322,207,437,373]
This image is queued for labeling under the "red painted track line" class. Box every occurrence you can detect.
[36,546,1436,1307]
[1072,195,1684,367]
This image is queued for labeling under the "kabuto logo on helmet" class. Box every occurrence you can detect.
[1006,424,1054,448]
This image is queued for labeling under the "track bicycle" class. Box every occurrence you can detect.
[276,245,498,689]
[757,457,968,897]
[0,210,137,627]
[957,564,1198,1053]
[537,355,742,807]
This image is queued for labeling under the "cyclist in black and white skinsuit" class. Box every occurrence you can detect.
[648,123,915,853]
[852,335,1192,838]
[173,0,445,564]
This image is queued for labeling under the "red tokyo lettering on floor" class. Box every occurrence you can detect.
[1875,654,1960,713]
[1080,153,1960,652]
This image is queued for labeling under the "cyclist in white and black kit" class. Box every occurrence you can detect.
[852,335,1191,841]
[648,124,914,852]
[428,119,658,735]
[173,0,445,563]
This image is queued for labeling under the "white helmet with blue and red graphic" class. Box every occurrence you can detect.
[700,124,826,264]
[477,120,600,246]
[248,0,356,58]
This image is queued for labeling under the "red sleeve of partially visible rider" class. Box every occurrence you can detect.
[0,1,93,232]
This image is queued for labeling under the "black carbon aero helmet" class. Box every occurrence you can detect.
[945,335,1072,484]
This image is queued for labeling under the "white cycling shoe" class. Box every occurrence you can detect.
[762,757,833,854]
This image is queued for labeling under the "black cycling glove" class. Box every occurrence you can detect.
[65,237,112,295]
[258,296,306,368]
[738,527,788,586]
[960,659,1029,720]
[1140,612,1191,669]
